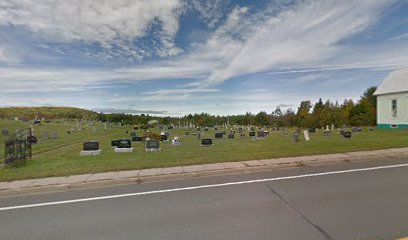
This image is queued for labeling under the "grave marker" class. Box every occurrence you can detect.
[201,138,213,146]
[215,132,223,138]
[145,139,161,152]
[293,132,300,142]
[303,130,310,141]
[343,131,352,139]
[132,136,143,142]
[80,141,102,156]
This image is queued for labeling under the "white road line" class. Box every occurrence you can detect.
[1,163,408,211]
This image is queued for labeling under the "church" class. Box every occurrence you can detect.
[374,69,408,129]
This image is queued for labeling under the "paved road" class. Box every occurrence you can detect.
[0,158,408,240]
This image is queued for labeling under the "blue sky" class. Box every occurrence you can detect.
[0,0,408,116]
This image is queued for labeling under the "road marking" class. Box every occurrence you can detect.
[1,163,408,211]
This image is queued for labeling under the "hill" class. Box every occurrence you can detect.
[0,107,98,120]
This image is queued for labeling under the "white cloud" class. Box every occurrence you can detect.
[0,0,183,58]
[205,0,398,84]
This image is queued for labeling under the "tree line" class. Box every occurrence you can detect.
[0,87,377,128]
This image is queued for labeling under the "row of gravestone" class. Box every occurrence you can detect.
[80,139,162,156]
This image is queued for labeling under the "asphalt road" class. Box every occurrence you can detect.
[0,158,408,240]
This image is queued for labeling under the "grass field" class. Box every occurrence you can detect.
[0,119,407,181]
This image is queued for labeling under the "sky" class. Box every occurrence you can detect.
[0,0,408,116]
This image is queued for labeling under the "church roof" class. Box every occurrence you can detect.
[374,68,408,96]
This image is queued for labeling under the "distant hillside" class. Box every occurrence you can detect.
[0,107,98,120]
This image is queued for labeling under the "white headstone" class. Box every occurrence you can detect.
[303,130,310,141]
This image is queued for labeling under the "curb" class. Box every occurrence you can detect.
[0,148,407,196]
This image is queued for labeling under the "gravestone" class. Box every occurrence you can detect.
[168,126,174,130]
[117,139,131,148]
[204,127,209,131]
[160,134,168,141]
[185,131,190,136]
[28,136,38,144]
[228,133,234,139]
[83,141,99,151]
[230,130,236,135]
[240,133,246,138]
[115,139,133,153]
[201,138,213,146]
[324,130,331,136]
[308,128,316,133]
[303,130,310,141]
[249,131,256,137]
[293,132,300,143]
[197,127,201,131]
[2,129,9,136]
[193,132,197,136]
[145,139,161,152]
[257,131,266,138]
[215,132,223,138]
[132,136,143,142]
[214,127,218,131]
[134,126,139,130]
[343,131,352,139]
[111,140,119,147]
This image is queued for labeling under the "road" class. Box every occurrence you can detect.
[0,157,408,240]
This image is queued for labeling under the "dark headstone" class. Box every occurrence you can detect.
[146,139,160,150]
[132,136,143,142]
[134,126,139,130]
[308,128,316,133]
[240,133,246,138]
[28,135,37,144]
[215,132,223,138]
[249,131,256,137]
[185,131,190,136]
[230,130,236,135]
[117,139,132,148]
[111,140,119,147]
[83,141,99,151]
[228,133,234,139]
[193,132,197,136]
[204,127,209,131]
[257,131,266,138]
[34,120,41,124]
[201,139,213,146]
[214,127,218,131]
[160,135,168,141]
[343,131,352,138]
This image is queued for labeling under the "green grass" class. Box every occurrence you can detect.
[0,120,407,181]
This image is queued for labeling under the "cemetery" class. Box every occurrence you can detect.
[1,117,408,182]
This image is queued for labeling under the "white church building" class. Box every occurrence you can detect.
[374,68,408,129]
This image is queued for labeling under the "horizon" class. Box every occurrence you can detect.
[1,0,408,117]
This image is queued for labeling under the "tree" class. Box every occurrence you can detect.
[296,101,312,127]
[255,111,270,126]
